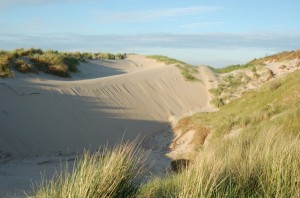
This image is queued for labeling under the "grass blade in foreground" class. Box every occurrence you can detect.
[30,140,147,198]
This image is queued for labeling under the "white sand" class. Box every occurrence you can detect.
[0,55,216,196]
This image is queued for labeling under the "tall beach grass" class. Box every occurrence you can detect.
[30,140,148,198]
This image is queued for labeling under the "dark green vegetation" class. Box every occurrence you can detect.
[0,48,126,78]
[147,55,200,81]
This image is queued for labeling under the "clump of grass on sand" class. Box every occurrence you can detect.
[0,52,14,77]
[30,52,79,77]
[15,59,36,73]
[30,140,147,198]
[147,55,200,81]
[0,48,127,78]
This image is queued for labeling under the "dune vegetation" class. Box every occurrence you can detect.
[208,63,256,74]
[0,48,126,78]
[143,70,299,197]
[147,55,200,81]
[30,140,147,198]
[208,49,300,74]
[30,66,300,197]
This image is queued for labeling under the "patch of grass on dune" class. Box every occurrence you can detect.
[0,52,14,77]
[147,55,200,81]
[0,48,127,78]
[15,59,37,74]
[178,71,300,137]
[63,52,127,62]
[147,55,186,65]
[249,49,300,65]
[30,140,147,198]
[30,52,79,77]
[209,49,300,74]
[208,64,255,74]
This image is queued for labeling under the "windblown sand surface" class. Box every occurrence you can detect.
[0,55,217,196]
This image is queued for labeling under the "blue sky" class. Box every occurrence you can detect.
[0,0,300,67]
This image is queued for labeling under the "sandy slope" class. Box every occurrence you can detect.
[0,55,210,156]
[0,55,216,196]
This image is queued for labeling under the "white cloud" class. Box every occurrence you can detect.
[181,22,224,29]
[1,32,300,53]
[100,6,220,23]
[0,0,93,9]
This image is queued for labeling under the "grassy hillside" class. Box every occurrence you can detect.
[0,48,126,78]
[31,69,300,197]
[141,70,300,197]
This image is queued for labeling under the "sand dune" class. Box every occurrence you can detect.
[0,55,217,196]
[0,55,214,156]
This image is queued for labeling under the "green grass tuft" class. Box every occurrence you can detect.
[30,140,147,198]
[0,53,14,77]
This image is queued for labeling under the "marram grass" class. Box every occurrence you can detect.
[29,140,147,198]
